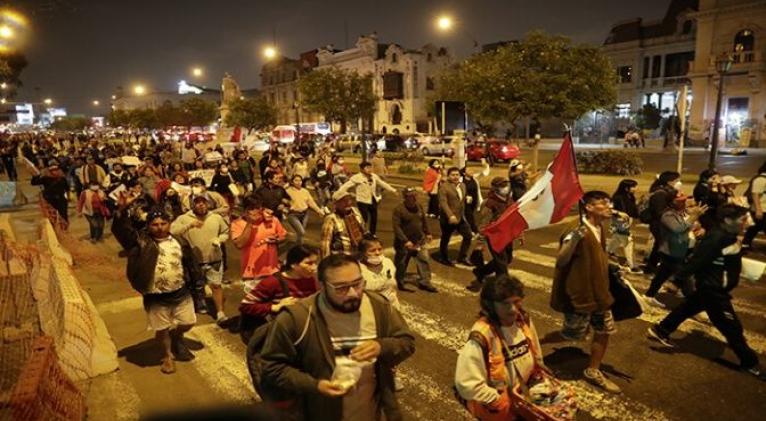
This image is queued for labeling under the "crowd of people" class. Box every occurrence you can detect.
[5,129,766,420]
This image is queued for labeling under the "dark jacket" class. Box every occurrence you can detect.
[659,208,691,259]
[612,191,638,218]
[477,191,512,228]
[111,210,201,296]
[255,183,290,214]
[31,174,69,204]
[676,226,740,296]
[438,181,467,222]
[551,222,613,313]
[392,203,429,245]
[260,291,415,421]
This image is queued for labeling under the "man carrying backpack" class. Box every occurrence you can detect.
[743,161,766,250]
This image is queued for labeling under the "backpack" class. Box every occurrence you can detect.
[745,174,766,206]
[245,287,312,402]
[637,194,652,224]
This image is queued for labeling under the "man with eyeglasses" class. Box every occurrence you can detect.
[551,190,621,394]
[260,254,415,421]
[112,195,202,375]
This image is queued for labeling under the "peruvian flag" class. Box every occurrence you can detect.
[482,134,583,253]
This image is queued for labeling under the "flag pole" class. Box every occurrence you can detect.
[563,124,585,225]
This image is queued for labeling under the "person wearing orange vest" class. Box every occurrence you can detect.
[455,274,544,420]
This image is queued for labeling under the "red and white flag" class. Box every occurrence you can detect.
[482,134,583,253]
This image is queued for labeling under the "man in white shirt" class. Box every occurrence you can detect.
[338,161,397,235]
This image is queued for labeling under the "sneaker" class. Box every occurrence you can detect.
[171,337,195,361]
[643,295,666,309]
[160,357,176,374]
[466,281,482,292]
[394,375,405,392]
[583,368,621,394]
[193,299,208,314]
[647,325,674,347]
[216,312,229,327]
[743,366,766,381]
[630,267,644,275]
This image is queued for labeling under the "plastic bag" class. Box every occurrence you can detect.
[331,356,363,392]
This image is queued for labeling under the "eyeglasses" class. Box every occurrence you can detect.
[326,278,365,295]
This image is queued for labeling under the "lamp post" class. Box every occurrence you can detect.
[708,52,733,171]
[293,101,301,145]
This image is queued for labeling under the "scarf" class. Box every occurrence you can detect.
[343,211,364,248]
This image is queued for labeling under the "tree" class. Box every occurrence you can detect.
[50,116,91,131]
[0,52,28,99]
[633,104,662,130]
[128,108,160,129]
[178,97,218,128]
[224,96,277,133]
[155,100,182,128]
[107,109,130,127]
[299,67,376,133]
[436,30,616,169]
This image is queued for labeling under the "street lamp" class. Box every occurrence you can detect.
[1,98,6,104]
[43,98,52,106]
[0,82,6,89]
[192,67,203,78]
[434,13,478,49]
[92,100,100,106]
[0,25,13,39]
[708,52,734,170]
[263,46,277,59]
[436,15,453,31]
[133,84,146,95]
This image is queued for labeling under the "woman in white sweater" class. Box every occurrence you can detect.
[358,235,400,309]
[285,174,326,245]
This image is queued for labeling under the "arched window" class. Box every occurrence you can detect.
[681,20,693,35]
[391,53,398,63]
[391,105,402,125]
[733,29,755,62]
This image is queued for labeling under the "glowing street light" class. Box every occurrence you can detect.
[192,67,204,78]
[1,98,5,104]
[0,83,6,89]
[44,98,52,105]
[436,15,453,31]
[263,46,277,59]
[0,25,13,39]
[133,84,146,95]
[92,100,100,106]
[111,95,116,100]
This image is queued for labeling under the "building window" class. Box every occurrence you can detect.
[427,53,433,62]
[733,29,755,63]
[615,103,631,118]
[382,71,404,100]
[281,91,287,103]
[651,55,662,78]
[664,52,694,77]
[269,93,275,104]
[391,53,398,64]
[616,66,632,84]
[426,77,435,91]
[643,57,650,79]
[681,20,693,35]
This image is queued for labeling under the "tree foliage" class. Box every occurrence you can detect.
[633,104,662,130]
[0,52,28,99]
[299,67,376,132]
[50,116,91,131]
[224,96,277,132]
[435,31,617,126]
[106,98,219,129]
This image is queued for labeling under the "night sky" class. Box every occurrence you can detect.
[16,0,671,115]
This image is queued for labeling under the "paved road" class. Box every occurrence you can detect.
[9,153,766,421]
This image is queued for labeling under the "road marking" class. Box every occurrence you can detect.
[185,324,257,403]
[397,366,474,420]
[397,296,672,421]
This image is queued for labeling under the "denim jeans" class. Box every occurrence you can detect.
[394,245,433,287]
[286,211,308,245]
[85,214,105,240]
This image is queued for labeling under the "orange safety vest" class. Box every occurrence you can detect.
[465,315,539,421]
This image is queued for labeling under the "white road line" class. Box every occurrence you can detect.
[397,293,672,421]
[397,366,474,420]
[185,324,257,404]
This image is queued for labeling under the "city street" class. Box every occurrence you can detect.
[10,149,766,421]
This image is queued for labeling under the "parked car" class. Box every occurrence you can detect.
[466,139,520,165]
[420,136,455,156]
[335,134,361,152]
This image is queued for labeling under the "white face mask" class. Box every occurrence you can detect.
[191,186,203,195]
[497,186,510,196]
[89,185,99,191]
[674,180,683,190]
[366,255,382,265]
